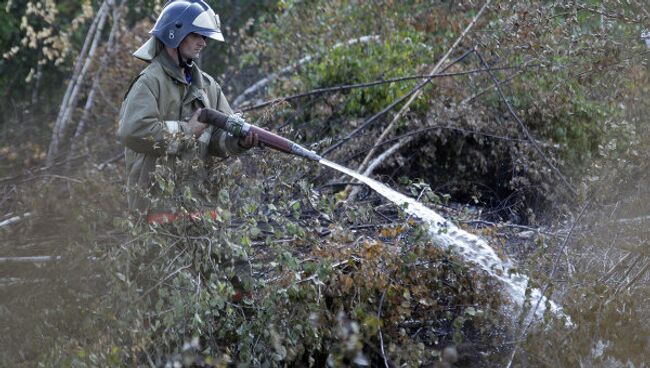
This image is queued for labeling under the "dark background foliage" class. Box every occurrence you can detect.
[1,0,649,366]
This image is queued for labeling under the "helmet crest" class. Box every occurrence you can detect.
[150,0,224,48]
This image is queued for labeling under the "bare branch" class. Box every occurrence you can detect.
[460,67,528,105]
[342,125,527,164]
[614,259,650,296]
[507,202,588,368]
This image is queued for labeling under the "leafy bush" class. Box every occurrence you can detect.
[301,30,437,118]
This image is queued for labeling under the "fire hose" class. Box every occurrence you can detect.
[198,108,322,162]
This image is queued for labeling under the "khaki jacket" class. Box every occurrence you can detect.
[117,50,246,212]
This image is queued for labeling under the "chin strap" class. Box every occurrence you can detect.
[176,48,194,84]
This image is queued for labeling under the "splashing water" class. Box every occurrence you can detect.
[320,159,570,323]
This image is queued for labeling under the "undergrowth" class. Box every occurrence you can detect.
[1,151,511,367]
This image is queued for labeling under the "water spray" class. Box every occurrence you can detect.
[198,108,570,325]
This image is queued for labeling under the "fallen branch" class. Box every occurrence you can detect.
[599,251,633,283]
[0,154,87,185]
[613,254,643,289]
[614,215,650,224]
[232,35,381,108]
[239,64,539,112]
[0,213,32,228]
[346,136,410,201]
[316,182,367,191]
[19,174,84,184]
[363,137,412,178]
[614,259,650,296]
[0,255,60,263]
[347,0,493,201]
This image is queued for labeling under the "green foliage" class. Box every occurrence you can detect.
[301,30,437,118]
[10,151,506,367]
[238,0,647,222]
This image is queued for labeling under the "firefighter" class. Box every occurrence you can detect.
[117,0,257,222]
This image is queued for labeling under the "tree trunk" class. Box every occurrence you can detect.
[67,3,123,164]
[46,0,111,166]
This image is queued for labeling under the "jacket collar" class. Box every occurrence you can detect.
[155,50,204,90]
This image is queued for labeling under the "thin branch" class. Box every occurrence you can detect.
[239,64,540,112]
[19,174,84,184]
[138,264,192,301]
[96,152,125,170]
[575,4,639,24]
[613,254,643,289]
[614,215,650,224]
[377,289,390,368]
[473,49,578,197]
[614,260,650,296]
[361,138,412,182]
[316,182,367,190]
[506,202,588,368]
[0,154,86,185]
[462,219,566,237]
[461,67,528,105]
[599,251,632,283]
[96,83,120,114]
[347,137,411,201]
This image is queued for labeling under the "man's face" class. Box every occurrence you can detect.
[178,33,207,61]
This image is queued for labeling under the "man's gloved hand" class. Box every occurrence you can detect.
[238,132,259,149]
[188,109,208,137]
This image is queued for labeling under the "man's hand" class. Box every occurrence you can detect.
[188,109,208,137]
[238,132,259,149]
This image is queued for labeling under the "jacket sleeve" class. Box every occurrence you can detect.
[117,76,192,156]
[207,86,250,157]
